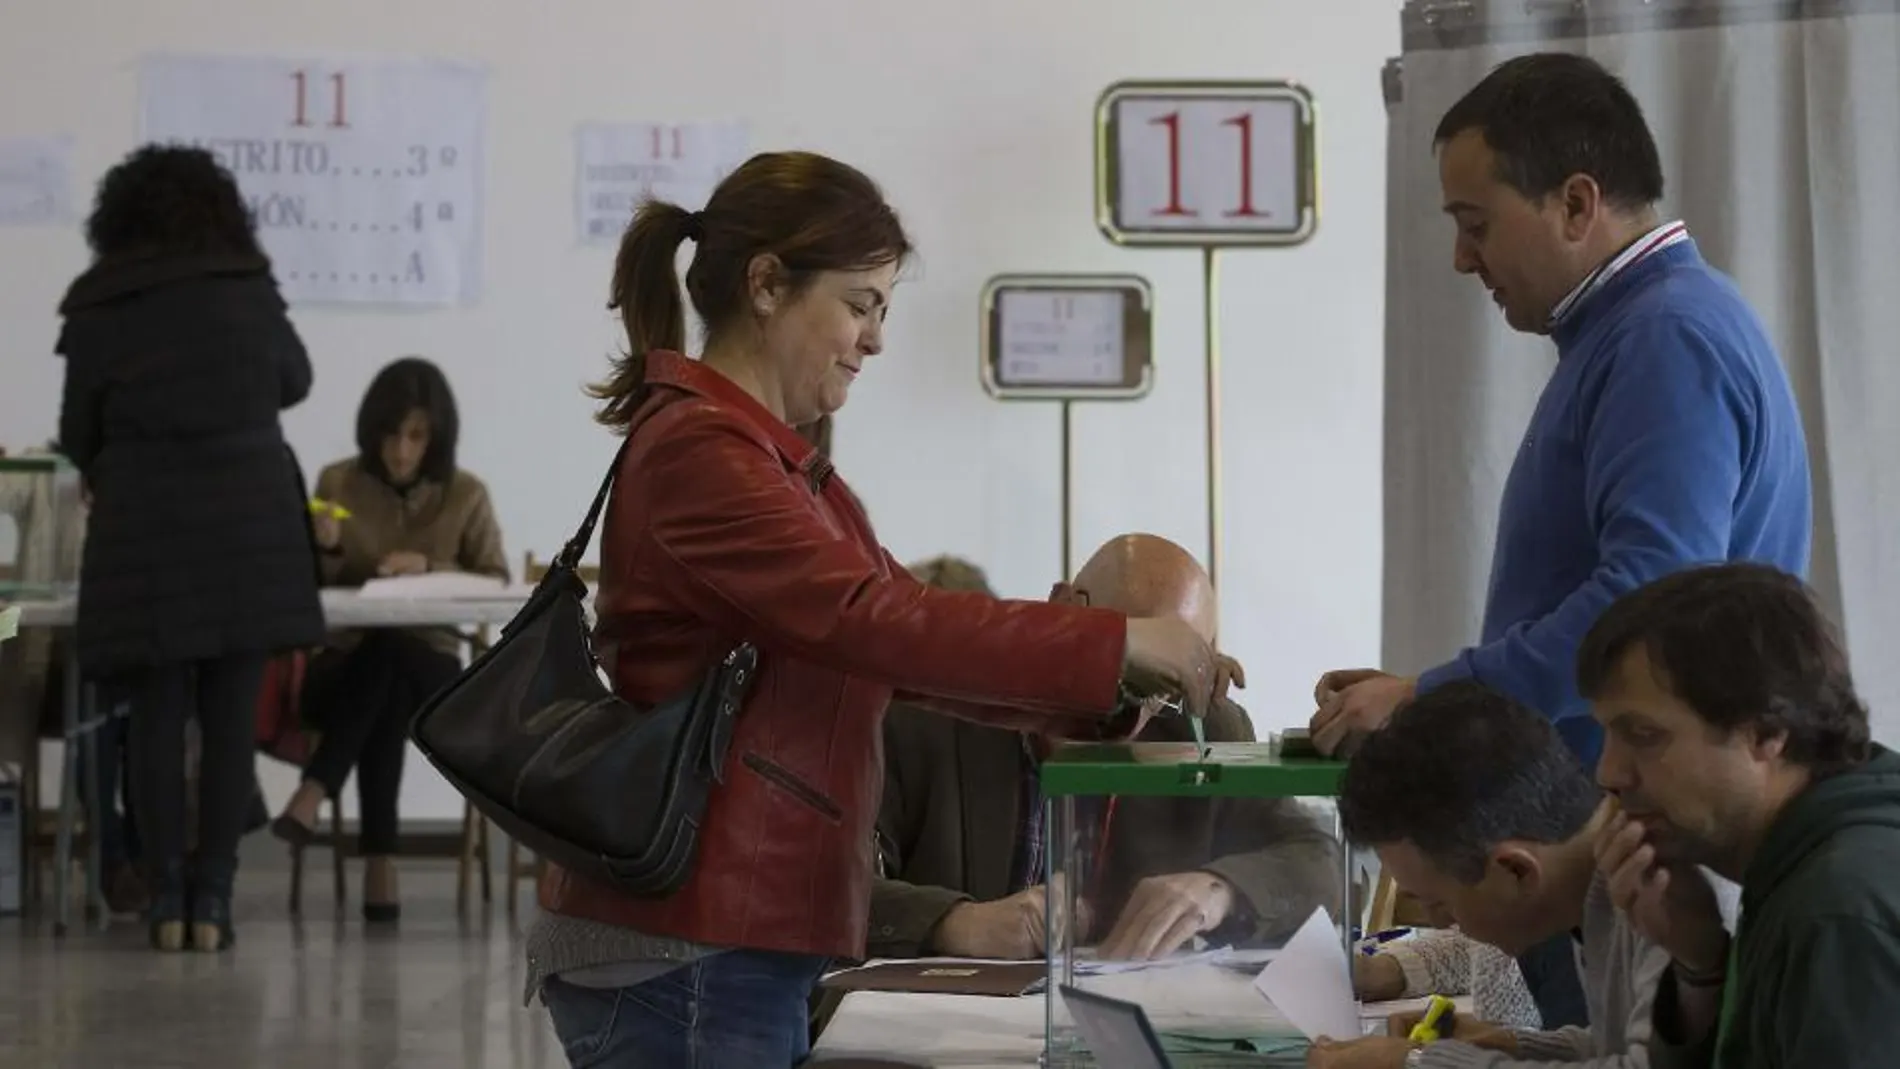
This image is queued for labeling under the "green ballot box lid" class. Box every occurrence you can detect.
[1038,739,1346,799]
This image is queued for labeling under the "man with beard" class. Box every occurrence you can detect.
[1583,563,1900,1068]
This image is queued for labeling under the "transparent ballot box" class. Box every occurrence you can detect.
[0,454,83,600]
[1038,739,1350,1067]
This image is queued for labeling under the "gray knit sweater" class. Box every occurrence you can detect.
[523,911,720,1005]
[1416,871,1666,1069]
[1379,929,1543,1031]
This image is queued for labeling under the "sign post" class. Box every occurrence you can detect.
[1094,80,1318,587]
[980,275,1155,579]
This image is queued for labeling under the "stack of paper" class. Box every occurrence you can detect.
[1071,945,1240,976]
[356,572,509,600]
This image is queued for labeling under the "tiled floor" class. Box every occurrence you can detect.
[1,850,564,1069]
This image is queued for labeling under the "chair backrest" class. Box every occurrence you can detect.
[523,550,601,585]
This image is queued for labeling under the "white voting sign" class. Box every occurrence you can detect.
[575,122,749,245]
[999,290,1123,386]
[1097,82,1316,247]
[980,275,1153,401]
[140,53,486,306]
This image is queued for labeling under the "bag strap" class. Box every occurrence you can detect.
[552,435,634,572]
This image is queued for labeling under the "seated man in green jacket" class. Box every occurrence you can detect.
[869,535,1341,962]
[1581,562,1900,1069]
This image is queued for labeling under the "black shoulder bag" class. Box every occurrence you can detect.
[409,438,759,896]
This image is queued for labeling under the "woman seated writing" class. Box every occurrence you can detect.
[272,356,507,920]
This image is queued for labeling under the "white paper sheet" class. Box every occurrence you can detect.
[355,572,508,600]
[140,53,486,306]
[1252,906,1360,1041]
[0,136,74,225]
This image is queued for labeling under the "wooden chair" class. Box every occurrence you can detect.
[281,636,494,918]
[497,550,601,920]
[1364,870,1443,934]
[286,797,347,916]
[286,794,490,915]
[1367,871,1401,934]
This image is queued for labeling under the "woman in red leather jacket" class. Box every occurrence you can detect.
[527,151,1218,1068]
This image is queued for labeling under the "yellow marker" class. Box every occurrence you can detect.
[1407,995,1456,1043]
[308,498,352,520]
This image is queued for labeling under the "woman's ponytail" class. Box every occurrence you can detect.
[589,200,697,430]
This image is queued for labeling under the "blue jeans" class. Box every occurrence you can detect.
[541,951,830,1068]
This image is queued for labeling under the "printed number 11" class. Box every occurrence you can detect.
[1147,109,1267,219]
[290,71,348,129]
[651,126,683,160]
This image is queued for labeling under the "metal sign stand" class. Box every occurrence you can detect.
[1093,80,1320,588]
[979,275,1156,578]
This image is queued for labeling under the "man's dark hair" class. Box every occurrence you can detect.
[1577,563,1871,776]
[356,356,460,484]
[1435,52,1664,210]
[85,144,265,261]
[1339,681,1602,883]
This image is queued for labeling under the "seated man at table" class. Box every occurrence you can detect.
[1581,563,1900,1069]
[1309,680,1733,1069]
[869,535,1341,963]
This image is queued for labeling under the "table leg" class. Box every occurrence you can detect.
[82,682,106,928]
[1338,810,1354,965]
[52,646,78,937]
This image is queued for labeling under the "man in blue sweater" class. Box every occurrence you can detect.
[1309,53,1811,1028]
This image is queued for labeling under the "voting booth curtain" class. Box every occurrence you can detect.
[1380,0,1900,741]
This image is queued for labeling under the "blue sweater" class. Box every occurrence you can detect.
[1415,241,1812,765]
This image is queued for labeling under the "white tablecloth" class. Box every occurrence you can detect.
[9,585,536,630]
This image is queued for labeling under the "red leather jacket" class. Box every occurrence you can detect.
[538,353,1128,960]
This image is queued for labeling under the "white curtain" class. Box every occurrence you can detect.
[1382,0,1900,741]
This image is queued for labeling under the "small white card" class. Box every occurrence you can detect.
[1252,906,1360,1042]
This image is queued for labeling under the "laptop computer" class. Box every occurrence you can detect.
[1059,984,1174,1069]
[1057,984,1311,1068]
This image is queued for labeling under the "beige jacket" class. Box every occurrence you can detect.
[313,458,508,655]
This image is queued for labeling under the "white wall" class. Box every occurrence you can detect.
[1,0,1399,819]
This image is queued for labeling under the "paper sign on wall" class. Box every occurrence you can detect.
[0,136,74,226]
[575,122,749,245]
[139,53,486,306]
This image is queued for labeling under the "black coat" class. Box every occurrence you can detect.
[56,252,326,676]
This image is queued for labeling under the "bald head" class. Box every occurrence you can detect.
[1072,534,1218,643]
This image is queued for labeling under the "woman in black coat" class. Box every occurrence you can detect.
[56,144,326,953]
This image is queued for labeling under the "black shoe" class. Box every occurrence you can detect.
[106,862,151,917]
[362,901,401,925]
[146,860,187,952]
[188,858,237,952]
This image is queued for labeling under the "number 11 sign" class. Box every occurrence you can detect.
[1095,81,1317,246]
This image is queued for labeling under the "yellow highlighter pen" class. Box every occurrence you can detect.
[1408,994,1457,1043]
[308,497,353,520]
